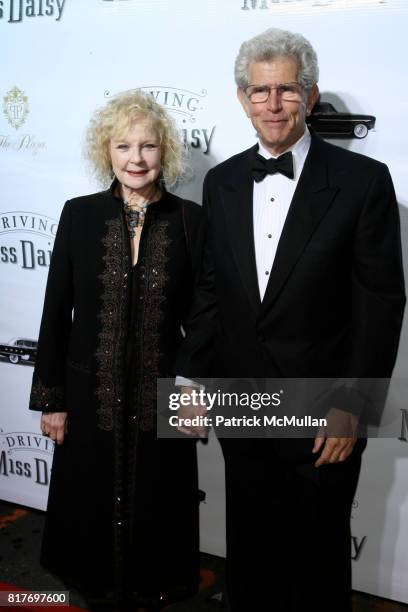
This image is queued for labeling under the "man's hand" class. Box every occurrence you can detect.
[312,407,358,467]
[176,386,208,438]
[40,412,68,445]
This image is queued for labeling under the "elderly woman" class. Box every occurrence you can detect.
[29,90,203,612]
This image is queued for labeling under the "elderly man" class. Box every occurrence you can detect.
[177,28,405,612]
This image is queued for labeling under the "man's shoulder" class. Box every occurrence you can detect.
[165,190,200,210]
[315,136,388,175]
[206,145,256,183]
[165,191,203,222]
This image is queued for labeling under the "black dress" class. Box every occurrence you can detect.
[29,181,204,609]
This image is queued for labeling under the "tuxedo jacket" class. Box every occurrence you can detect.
[177,134,405,397]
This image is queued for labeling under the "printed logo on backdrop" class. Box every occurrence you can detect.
[104,87,216,156]
[307,101,376,140]
[0,338,37,366]
[0,0,66,22]
[3,86,29,130]
[0,210,56,272]
[0,212,48,362]
[351,499,367,561]
[241,0,387,10]
[351,534,367,561]
[1,86,46,155]
[0,429,53,487]
[399,408,408,442]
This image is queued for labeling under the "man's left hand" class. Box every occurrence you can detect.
[312,407,358,467]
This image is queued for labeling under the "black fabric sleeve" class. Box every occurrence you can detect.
[29,201,74,412]
[176,176,218,378]
[347,164,405,377]
[329,165,406,421]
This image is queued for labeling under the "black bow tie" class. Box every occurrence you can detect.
[252,151,294,182]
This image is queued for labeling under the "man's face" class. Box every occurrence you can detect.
[238,57,319,156]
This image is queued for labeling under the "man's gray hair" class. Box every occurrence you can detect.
[234,28,319,92]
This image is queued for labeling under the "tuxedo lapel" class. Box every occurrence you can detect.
[260,136,339,314]
[219,146,261,312]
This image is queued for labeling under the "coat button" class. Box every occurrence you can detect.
[257,333,265,343]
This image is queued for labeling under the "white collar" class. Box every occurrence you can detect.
[257,127,311,179]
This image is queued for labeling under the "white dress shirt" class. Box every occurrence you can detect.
[176,129,311,388]
[253,128,311,300]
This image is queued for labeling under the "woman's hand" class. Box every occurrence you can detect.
[40,412,68,445]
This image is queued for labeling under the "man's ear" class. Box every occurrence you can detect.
[306,84,319,116]
[237,87,251,118]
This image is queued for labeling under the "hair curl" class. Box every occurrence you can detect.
[234,28,319,92]
[84,89,185,188]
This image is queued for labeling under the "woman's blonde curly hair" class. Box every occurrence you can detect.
[84,89,185,188]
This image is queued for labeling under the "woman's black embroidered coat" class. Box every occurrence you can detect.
[29,183,204,607]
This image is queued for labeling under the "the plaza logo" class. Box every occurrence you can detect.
[1,86,46,156]
[0,211,57,270]
[3,86,29,130]
[0,0,66,22]
[0,429,53,486]
[104,87,216,155]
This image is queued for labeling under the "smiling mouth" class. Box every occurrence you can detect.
[127,170,148,176]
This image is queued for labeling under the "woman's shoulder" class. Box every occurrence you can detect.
[66,188,111,210]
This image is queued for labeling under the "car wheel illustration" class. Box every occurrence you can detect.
[354,123,368,139]
[9,354,20,364]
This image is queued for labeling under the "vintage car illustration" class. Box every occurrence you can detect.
[0,338,37,364]
[307,102,376,139]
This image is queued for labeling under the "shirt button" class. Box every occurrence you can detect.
[265,271,269,276]
[270,197,275,202]
[268,234,272,238]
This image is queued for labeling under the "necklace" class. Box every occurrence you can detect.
[123,200,148,239]
[123,187,159,239]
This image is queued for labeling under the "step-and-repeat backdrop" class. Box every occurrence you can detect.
[1,0,408,602]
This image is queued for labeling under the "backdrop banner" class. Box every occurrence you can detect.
[1,0,407,602]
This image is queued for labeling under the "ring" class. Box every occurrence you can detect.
[42,430,50,436]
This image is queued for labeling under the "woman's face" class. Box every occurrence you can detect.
[109,120,162,196]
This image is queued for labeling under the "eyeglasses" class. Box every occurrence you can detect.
[244,82,304,103]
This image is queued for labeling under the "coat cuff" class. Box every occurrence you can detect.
[29,379,65,412]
